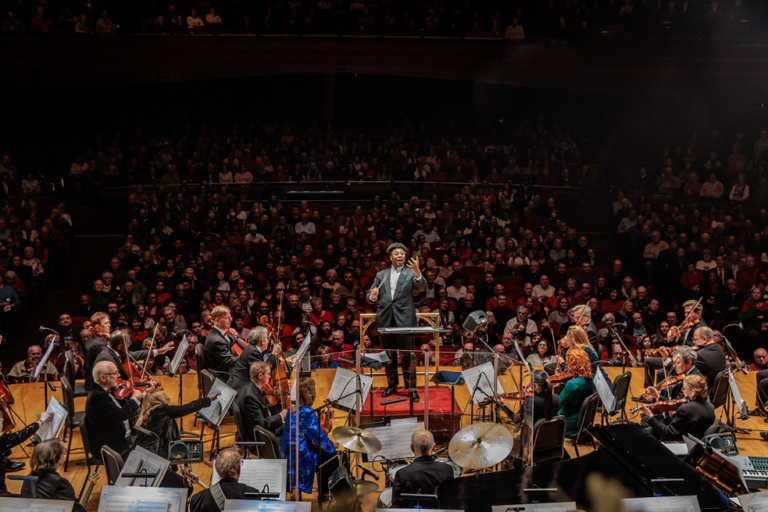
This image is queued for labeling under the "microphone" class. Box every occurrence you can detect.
[47,382,56,391]
[39,326,60,338]
[358,466,379,481]
[381,398,407,406]
[338,357,355,365]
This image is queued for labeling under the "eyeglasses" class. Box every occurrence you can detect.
[103,372,121,377]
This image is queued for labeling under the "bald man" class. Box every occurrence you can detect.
[392,430,455,508]
[7,344,58,383]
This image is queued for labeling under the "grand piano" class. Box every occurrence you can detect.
[437,423,732,512]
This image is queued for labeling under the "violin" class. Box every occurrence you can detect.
[667,297,703,340]
[547,372,574,384]
[644,345,699,358]
[318,399,334,434]
[202,315,246,356]
[654,371,688,390]
[629,398,688,414]
[500,391,534,401]
[111,329,159,400]
[83,320,110,342]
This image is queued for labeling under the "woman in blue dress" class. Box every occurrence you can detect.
[279,376,338,494]
[557,347,595,435]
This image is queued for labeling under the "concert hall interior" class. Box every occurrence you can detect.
[4,7,768,511]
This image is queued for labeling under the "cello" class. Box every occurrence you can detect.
[111,329,158,400]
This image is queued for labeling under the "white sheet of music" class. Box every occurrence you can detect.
[98,485,187,512]
[365,422,425,460]
[167,336,188,376]
[0,497,73,512]
[225,500,311,512]
[326,368,373,412]
[212,459,287,501]
[594,370,616,413]
[37,396,67,441]
[198,379,237,426]
[462,362,504,404]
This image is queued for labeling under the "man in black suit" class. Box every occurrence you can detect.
[84,312,111,390]
[227,326,283,392]
[692,326,726,389]
[235,361,286,441]
[95,331,174,381]
[85,360,151,459]
[366,243,426,402]
[641,374,715,441]
[204,305,238,375]
[190,447,257,512]
[641,346,702,408]
[569,304,598,350]
[392,430,455,508]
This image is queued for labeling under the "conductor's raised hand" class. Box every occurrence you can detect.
[406,257,421,278]
[369,286,380,301]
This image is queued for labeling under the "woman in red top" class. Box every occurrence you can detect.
[309,298,334,326]
[600,289,624,315]
[680,262,704,298]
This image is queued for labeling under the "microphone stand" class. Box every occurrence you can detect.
[721,323,748,374]
[609,325,638,369]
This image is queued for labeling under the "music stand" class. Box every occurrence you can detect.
[430,371,464,438]
[167,335,189,408]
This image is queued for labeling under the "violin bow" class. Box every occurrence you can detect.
[141,324,159,381]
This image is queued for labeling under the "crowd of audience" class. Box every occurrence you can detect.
[0,0,760,39]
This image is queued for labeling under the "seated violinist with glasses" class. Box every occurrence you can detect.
[640,346,701,405]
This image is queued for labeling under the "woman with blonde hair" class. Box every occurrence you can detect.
[641,374,715,441]
[557,348,595,435]
[136,389,219,456]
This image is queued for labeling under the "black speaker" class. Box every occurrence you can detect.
[328,465,355,501]
[463,310,488,333]
[167,440,204,463]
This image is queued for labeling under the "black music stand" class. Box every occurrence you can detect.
[430,371,464,438]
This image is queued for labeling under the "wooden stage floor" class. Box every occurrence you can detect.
[5,366,768,510]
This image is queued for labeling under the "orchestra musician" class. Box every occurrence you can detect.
[189,447,258,512]
[203,305,238,375]
[235,361,287,441]
[641,346,701,406]
[227,326,281,392]
[94,331,173,382]
[84,312,111,390]
[135,389,219,456]
[7,344,58,383]
[643,300,705,388]
[0,411,53,492]
[391,429,455,509]
[365,243,425,402]
[640,374,715,441]
[20,439,84,512]
[513,370,560,423]
[85,361,153,459]
[555,326,608,383]
[567,305,599,350]
[557,348,595,436]
[691,326,726,389]
[279,376,338,494]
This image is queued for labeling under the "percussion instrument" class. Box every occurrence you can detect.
[332,426,382,454]
[386,462,407,481]
[354,480,379,496]
[448,422,514,470]
[378,488,393,508]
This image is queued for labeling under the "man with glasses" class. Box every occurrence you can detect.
[749,349,768,372]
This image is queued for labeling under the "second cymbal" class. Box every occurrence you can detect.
[332,426,382,454]
[448,422,514,470]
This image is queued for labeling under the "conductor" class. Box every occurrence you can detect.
[366,243,425,402]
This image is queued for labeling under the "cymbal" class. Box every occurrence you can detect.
[448,422,514,470]
[354,480,379,496]
[332,426,382,454]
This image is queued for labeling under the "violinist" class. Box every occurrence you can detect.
[557,348,595,436]
[227,326,281,392]
[203,305,238,374]
[640,346,700,406]
[691,326,726,389]
[84,311,111,390]
[85,360,153,459]
[94,331,173,383]
[640,374,715,441]
[7,344,58,383]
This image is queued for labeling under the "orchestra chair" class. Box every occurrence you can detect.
[566,392,599,457]
[600,371,632,425]
[65,350,87,398]
[231,402,256,457]
[59,376,86,472]
[253,426,279,459]
[77,419,104,502]
[194,343,206,427]
[531,415,567,464]
[101,446,124,485]
[710,370,730,408]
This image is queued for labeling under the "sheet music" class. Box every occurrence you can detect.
[326,368,373,412]
[212,459,287,501]
[115,446,169,487]
[594,370,616,414]
[364,422,424,460]
[740,491,768,512]
[461,362,503,404]
[492,504,577,512]
[290,333,314,402]
[98,485,187,512]
[0,497,74,512]
[621,496,701,512]
[37,396,67,441]
[167,336,188,377]
[361,352,390,363]
[225,500,311,512]
[32,340,57,380]
[198,379,237,426]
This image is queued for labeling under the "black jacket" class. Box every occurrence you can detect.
[94,346,152,381]
[227,345,276,392]
[204,328,237,374]
[0,422,40,493]
[392,455,455,508]
[85,385,140,457]
[235,381,283,441]
[84,335,107,390]
[190,477,257,512]
[21,472,85,512]
[136,397,212,457]
[648,396,715,441]
[366,267,426,329]
[695,343,726,388]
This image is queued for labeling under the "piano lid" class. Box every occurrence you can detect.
[437,423,731,512]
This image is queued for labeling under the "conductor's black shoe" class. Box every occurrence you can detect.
[381,387,396,398]
[4,461,24,473]
[410,391,420,403]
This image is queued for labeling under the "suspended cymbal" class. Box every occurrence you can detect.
[448,422,514,470]
[332,426,382,454]
[354,480,379,496]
